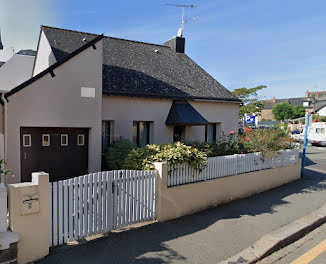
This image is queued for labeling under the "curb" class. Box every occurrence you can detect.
[219,203,326,264]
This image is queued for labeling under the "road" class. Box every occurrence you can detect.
[39,146,326,264]
[258,146,326,264]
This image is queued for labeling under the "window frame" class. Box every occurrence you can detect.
[77,134,85,146]
[61,134,69,147]
[102,120,114,151]
[42,134,51,147]
[23,134,32,147]
[205,123,218,143]
[133,121,151,146]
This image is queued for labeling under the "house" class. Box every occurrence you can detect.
[0,25,241,183]
[313,104,326,117]
[0,35,36,160]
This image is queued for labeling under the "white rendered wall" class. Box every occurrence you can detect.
[32,31,57,76]
[0,54,34,92]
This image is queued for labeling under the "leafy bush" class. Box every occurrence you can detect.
[103,129,293,172]
[238,127,293,156]
[124,142,207,172]
[103,139,136,170]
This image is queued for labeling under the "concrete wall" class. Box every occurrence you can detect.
[102,96,239,144]
[8,172,49,264]
[0,54,34,92]
[32,31,57,76]
[154,162,301,222]
[6,40,103,183]
[260,109,274,121]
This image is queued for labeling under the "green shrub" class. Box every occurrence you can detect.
[124,142,207,172]
[103,139,136,170]
[238,127,292,156]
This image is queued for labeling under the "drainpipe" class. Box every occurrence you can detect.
[0,92,7,185]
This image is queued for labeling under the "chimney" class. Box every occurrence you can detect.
[305,90,310,98]
[0,27,3,50]
[163,36,185,53]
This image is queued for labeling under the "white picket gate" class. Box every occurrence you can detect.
[49,170,157,247]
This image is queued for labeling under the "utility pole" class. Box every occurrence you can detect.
[301,112,310,177]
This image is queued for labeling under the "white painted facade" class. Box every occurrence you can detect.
[32,31,57,76]
[0,54,34,92]
[317,105,326,116]
[102,96,239,143]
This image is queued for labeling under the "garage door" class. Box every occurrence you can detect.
[20,127,89,182]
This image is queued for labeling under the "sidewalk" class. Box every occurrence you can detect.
[39,149,326,264]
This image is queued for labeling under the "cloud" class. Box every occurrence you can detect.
[0,0,59,61]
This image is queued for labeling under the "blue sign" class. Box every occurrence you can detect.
[244,115,256,124]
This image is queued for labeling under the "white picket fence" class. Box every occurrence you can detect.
[49,170,157,247]
[168,148,300,187]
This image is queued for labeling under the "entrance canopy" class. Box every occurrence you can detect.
[166,101,208,126]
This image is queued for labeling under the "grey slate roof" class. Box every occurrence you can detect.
[17,49,36,56]
[42,26,241,103]
[263,97,311,109]
[166,101,208,125]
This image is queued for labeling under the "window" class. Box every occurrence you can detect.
[102,121,114,151]
[77,134,85,146]
[316,128,325,134]
[303,101,310,107]
[133,121,152,147]
[205,123,221,142]
[23,134,31,147]
[61,134,68,146]
[173,125,185,142]
[42,134,50,147]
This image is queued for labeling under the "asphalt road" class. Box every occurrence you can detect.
[39,146,326,264]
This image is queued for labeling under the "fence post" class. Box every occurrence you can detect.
[153,162,168,222]
[8,172,50,264]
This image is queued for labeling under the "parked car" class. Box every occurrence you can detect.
[290,130,301,142]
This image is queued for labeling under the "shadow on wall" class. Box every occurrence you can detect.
[38,169,326,264]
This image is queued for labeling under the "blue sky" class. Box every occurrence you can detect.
[1,0,326,100]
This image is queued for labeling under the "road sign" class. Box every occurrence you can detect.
[244,115,256,124]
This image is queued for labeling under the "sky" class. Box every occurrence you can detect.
[0,0,326,100]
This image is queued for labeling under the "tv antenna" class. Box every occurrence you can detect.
[166,3,199,37]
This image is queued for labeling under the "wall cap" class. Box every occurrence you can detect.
[0,231,18,250]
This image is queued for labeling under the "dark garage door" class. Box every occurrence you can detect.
[20,127,89,182]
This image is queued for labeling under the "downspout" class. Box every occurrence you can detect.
[1,93,7,185]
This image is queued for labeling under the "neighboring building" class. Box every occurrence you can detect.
[0,40,36,161]
[260,97,312,121]
[260,91,326,122]
[313,104,326,117]
[0,25,241,183]
[0,49,36,92]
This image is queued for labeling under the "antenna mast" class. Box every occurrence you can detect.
[166,3,199,37]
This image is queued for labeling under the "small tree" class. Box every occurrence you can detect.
[232,85,266,117]
[272,102,293,121]
[291,105,306,119]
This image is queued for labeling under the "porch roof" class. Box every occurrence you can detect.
[166,101,208,126]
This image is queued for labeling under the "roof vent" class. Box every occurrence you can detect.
[154,49,159,53]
